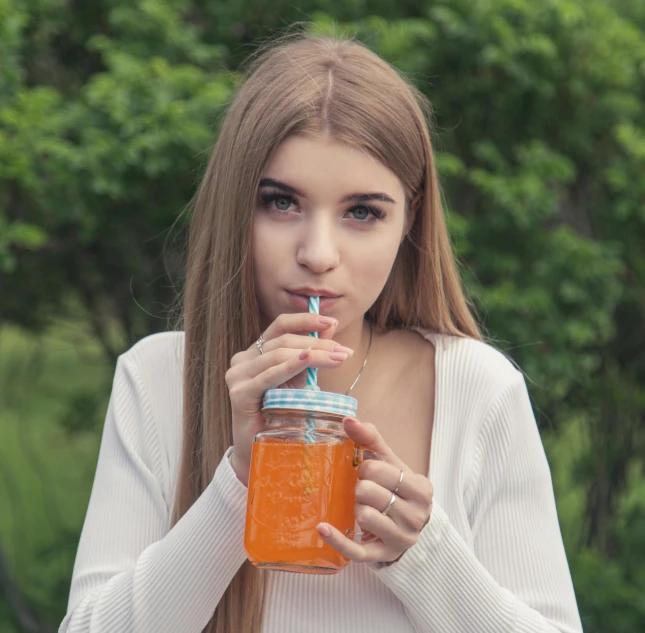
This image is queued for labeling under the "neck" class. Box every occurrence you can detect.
[317,317,371,395]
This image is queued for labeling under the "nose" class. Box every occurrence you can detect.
[296,215,340,273]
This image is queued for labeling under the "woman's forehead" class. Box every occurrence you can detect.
[261,135,405,202]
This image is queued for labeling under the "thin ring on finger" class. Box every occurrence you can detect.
[358,462,428,504]
[393,470,404,495]
[380,492,397,517]
[256,333,265,355]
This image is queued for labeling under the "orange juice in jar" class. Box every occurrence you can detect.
[244,389,362,574]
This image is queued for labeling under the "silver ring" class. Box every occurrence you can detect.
[256,333,264,355]
[393,470,404,495]
[380,492,397,517]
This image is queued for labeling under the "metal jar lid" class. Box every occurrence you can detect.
[262,388,357,419]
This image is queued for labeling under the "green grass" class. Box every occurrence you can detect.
[0,321,112,630]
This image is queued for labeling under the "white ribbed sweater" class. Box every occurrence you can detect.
[60,330,583,633]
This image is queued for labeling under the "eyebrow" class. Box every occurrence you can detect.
[258,178,397,204]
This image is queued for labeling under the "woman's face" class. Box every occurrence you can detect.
[253,134,409,331]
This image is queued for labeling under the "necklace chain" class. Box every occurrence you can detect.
[346,322,373,395]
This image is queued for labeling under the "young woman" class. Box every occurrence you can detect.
[60,33,583,633]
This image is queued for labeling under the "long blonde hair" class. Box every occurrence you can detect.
[171,30,482,633]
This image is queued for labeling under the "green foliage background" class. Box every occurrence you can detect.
[1,1,644,631]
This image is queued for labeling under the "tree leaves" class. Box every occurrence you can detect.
[1,1,644,630]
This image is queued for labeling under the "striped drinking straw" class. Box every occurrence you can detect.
[304,296,320,444]
[306,295,320,390]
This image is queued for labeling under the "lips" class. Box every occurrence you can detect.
[287,288,340,299]
[285,290,341,312]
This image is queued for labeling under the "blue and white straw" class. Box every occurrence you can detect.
[304,296,320,444]
[306,296,320,390]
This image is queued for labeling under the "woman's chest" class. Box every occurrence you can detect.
[362,390,434,476]
[355,341,436,476]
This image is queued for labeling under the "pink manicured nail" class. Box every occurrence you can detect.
[328,352,349,361]
[318,316,337,326]
[332,344,354,356]
[299,348,312,360]
[317,524,331,537]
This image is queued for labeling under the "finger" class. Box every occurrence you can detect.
[344,417,408,471]
[227,347,351,384]
[276,364,308,390]
[241,348,348,396]
[318,318,338,341]
[354,479,428,532]
[356,460,431,505]
[316,522,403,565]
[231,315,341,367]
[262,333,353,357]
[263,313,338,342]
[353,502,418,550]
[355,478,403,517]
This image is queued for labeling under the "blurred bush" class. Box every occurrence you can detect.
[1,0,644,631]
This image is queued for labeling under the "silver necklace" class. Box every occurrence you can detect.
[346,322,373,395]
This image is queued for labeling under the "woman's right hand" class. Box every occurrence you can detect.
[225,313,355,485]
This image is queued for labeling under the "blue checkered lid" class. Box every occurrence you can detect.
[263,388,357,418]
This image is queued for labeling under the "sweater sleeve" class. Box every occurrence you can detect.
[59,353,249,633]
[370,371,583,633]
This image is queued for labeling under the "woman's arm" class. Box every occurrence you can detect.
[371,372,583,633]
[59,353,248,633]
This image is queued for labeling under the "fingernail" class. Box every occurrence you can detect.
[328,352,349,361]
[299,347,312,360]
[318,316,337,326]
[332,344,354,356]
[317,524,331,537]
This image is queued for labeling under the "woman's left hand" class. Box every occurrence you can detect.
[316,416,434,565]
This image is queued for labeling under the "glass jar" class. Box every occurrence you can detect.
[244,388,361,575]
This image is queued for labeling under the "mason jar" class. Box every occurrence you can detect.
[244,388,363,575]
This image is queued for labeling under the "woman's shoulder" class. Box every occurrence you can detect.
[120,330,185,372]
[117,329,185,415]
[116,331,186,470]
[416,326,519,373]
[414,327,524,415]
